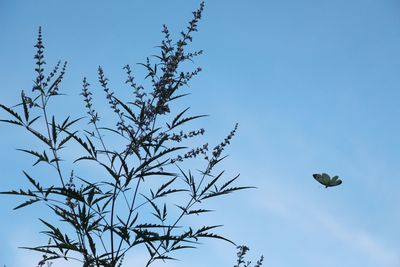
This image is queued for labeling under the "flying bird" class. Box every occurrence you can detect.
[312,173,342,188]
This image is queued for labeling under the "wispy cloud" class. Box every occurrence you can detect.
[314,210,399,267]
[255,182,400,267]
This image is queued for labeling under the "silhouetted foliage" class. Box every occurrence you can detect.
[234,246,264,267]
[0,2,258,267]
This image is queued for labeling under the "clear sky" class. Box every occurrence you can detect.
[1,0,400,267]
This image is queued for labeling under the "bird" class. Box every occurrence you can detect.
[312,173,342,188]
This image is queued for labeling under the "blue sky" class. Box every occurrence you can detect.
[1,0,400,266]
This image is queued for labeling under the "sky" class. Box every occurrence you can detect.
[1,0,400,266]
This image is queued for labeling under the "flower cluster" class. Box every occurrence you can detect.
[30,27,67,102]
[170,128,205,142]
[21,90,38,109]
[234,245,264,267]
[32,27,45,92]
[98,66,128,133]
[65,171,78,209]
[47,61,67,96]
[37,239,54,267]
[123,64,146,107]
[212,123,238,159]
[170,143,208,163]
[81,78,99,124]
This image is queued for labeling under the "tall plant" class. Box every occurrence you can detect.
[0,2,256,267]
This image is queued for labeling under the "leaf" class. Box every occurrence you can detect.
[99,162,120,181]
[0,103,23,123]
[21,91,29,122]
[59,116,83,131]
[168,107,207,130]
[98,126,124,137]
[200,171,224,196]
[187,209,213,215]
[219,174,240,191]
[194,230,235,245]
[19,247,59,256]
[115,153,129,177]
[173,115,207,129]
[0,119,23,126]
[23,171,43,192]
[87,231,97,255]
[86,187,96,205]
[26,127,52,146]
[58,130,77,149]
[201,186,253,200]
[155,177,176,197]
[170,244,196,251]
[141,195,162,221]
[169,93,190,102]
[140,171,176,178]
[134,223,172,229]
[134,147,185,175]
[170,107,190,129]
[156,188,187,198]
[113,97,136,121]
[85,135,97,157]
[28,115,41,126]
[64,130,95,156]
[14,198,40,210]
[190,225,235,245]
[47,75,63,94]
[151,255,177,263]
[17,149,49,166]
[73,156,97,163]
[0,189,37,197]
[51,116,57,144]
